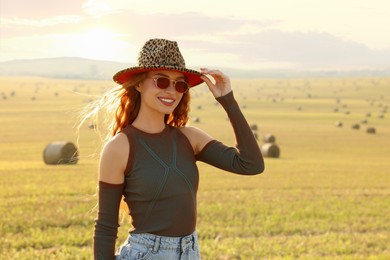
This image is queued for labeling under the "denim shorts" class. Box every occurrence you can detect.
[115,231,201,260]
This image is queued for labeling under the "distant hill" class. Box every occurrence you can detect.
[0,57,128,80]
[0,57,389,80]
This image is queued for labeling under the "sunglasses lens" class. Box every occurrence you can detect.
[155,77,171,89]
[175,81,189,93]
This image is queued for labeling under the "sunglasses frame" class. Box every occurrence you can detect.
[148,76,189,93]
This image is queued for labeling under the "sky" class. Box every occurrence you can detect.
[1,0,390,71]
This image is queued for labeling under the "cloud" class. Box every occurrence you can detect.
[225,30,390,69]
[1,7,389,70]
[82,0,120,17]
[87,11,390,70]
[2,15,83,27]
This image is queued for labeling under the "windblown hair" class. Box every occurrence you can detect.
[78,72,191,145]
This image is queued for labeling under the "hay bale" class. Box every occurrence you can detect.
[193,117,200,123]
[250,124,258,131]
[335,121,343,127]
[351,123,360,130]
[366,127,376,134]
[43,142,78,165]
[261,143,280,158]
[263,134,276,143]
[88,122,97,129]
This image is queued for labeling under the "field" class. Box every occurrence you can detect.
[0,76,389,259]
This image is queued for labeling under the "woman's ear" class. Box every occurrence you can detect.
[135,83,141,92]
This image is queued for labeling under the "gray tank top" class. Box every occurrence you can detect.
[120,124,199,236]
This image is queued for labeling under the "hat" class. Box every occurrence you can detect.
[113,39,203,87]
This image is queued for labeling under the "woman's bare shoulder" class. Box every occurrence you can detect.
[178,125,214,154]
[102,132,129,155]
[99,133,129,183]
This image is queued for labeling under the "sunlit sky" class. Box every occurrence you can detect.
[1,0,390,70]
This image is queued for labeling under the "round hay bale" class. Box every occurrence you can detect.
[335,121,343,127]
[263,134,276,143]
[366,127,376,134]
[360,119,368,124]
[351,123,360,130]
[193,117,200,123]
[250,124,258,131]
[261,143,280,158]
[88,122,97,129]
[43,142,78,165]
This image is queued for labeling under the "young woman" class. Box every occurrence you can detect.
[92,38,264,259]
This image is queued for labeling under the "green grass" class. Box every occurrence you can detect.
[0,76,389,259]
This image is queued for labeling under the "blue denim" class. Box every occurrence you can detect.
[115,231,201,260]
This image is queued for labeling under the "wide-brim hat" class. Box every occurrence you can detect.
[113,39,204,87]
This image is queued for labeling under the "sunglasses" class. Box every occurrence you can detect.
[148,76,189,93]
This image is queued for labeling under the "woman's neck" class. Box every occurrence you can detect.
[132,110,166,134]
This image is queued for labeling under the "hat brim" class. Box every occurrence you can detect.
[113,66,204,87]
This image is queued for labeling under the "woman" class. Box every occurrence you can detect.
[93,38,264,259]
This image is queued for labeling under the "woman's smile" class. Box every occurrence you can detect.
[158,97,176,106]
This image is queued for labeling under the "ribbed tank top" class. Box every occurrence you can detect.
[120,124,199,236]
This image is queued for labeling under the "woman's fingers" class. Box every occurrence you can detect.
[199,68,232,98]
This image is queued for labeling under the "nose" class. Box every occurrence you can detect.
[164,81,177,93]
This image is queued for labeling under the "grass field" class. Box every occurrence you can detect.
[0,76,389,259]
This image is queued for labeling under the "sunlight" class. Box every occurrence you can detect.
[69,28,130,61]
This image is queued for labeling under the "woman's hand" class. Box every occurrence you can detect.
[200,68,232,98]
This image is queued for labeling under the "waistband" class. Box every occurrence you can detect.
[129,231,198,251]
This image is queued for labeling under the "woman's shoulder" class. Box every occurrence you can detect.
[102,132,129,157]
[178,125,214,154]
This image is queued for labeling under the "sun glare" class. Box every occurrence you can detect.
[69,28,128,61]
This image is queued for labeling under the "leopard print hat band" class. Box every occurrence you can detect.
[113,39,204,87]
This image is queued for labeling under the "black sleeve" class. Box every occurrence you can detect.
[195,91,264,175]
[93,181,124,260]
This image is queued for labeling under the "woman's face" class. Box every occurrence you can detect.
[137,70,187,116]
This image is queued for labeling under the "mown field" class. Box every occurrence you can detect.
[0,76,389,259]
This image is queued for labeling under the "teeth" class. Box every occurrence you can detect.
[160,98,174,103]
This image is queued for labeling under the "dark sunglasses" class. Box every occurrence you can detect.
[148,76,189,93]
